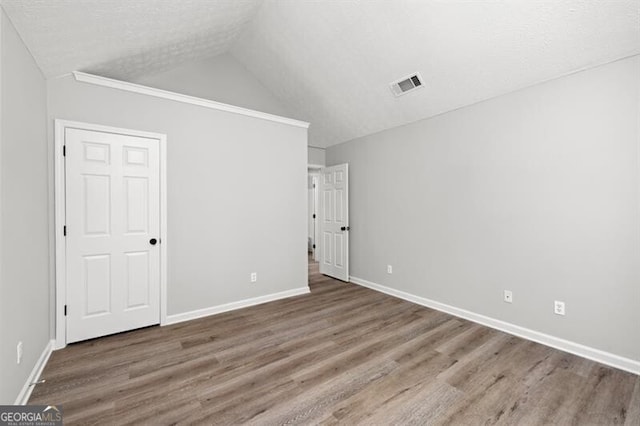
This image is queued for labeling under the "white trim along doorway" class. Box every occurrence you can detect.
[54,120,168,349]
[308,164,322,262]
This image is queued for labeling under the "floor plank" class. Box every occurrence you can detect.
[29,257,640,425]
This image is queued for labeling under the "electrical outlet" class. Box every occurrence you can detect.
[387,265,393,274]
[250,272,257,283]
[17,341,23,364]
[554,300,565,316]
[503,290,513,303]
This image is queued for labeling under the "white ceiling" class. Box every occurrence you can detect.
[2,1,639,147]
[0,0,263,79]
[231,0,640,147]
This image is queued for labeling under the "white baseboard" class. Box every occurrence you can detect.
[349,276,640,376]
[165,287,311,325]
[14,339,55,405]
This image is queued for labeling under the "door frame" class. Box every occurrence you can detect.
[54,120,168,350]
[308,164,322,261]
[311,174,320,262]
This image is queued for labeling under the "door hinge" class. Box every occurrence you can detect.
[312,214,316,219]
[313,244,316,249]
[64,305,67,316]
[63,145,66,157]
[63,225,67,236]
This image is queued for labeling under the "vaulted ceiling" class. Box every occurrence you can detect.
[232,0,640,147]
[0,0,263,79]
[2,0,639,148]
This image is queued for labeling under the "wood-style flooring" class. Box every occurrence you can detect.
[30,258,640,425]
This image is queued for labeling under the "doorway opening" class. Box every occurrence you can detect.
[307,165,322,269]
[307,163,350,283]
[307,164,323,283]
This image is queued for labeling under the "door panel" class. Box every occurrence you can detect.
[124,177,149,233]
[334,234,344,268]
[125,251,150,309]
[319,164,349,281]
[84,254,111,316]
[335,189,344,222]
[83,175,111,235]
[66,127,160,343]
[323,232,332,265]
[323,190,333,222]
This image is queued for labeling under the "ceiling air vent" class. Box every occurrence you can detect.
[390,72,424,97]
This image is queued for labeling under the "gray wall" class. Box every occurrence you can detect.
[133,53,292,119]
[47,75,308,317]
[308,146,325,166]
[132,54,322,166]
[327,56,640,361]
[0,9,50,403]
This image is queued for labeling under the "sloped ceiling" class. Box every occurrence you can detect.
[1,1,639,147]
[0,0,264,80]
[231,0,640,147]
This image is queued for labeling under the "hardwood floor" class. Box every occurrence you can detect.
[30,258,639,425]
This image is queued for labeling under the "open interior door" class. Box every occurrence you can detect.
[319,164,349,281]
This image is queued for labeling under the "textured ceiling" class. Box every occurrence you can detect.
[231,0,640,147]
[0,0,263,79]
[2,1,639,147]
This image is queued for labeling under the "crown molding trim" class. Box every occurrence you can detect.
[72,71,310,129]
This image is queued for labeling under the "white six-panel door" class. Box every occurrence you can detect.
[319,164,349,281]
[65,128,161,343]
